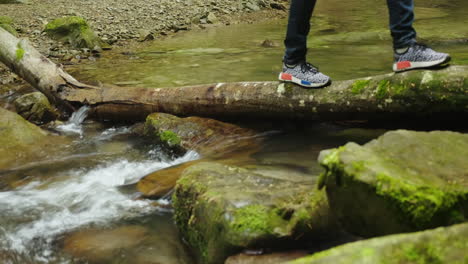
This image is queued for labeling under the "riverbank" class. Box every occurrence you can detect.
[0,0,287,89]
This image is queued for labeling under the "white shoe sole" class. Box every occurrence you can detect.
[393,56,450,72]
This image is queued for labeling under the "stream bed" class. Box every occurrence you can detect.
[1,0,468,263]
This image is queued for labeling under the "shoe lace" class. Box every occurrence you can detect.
[300,62,319,74]
[412,42,429,51]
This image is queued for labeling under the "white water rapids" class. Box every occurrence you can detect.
[0,106,200,263]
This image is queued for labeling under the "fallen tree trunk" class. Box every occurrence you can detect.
[1,28,467,122]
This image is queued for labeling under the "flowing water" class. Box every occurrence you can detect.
[2,0,468,263]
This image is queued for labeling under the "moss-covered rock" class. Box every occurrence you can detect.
[14,92,58,124]
[318,130,468,237]
[0,16,17,36]
[172,162,340,264]
[288,223,468,264]
[144,113,259,156]
[44,16,107,50]
[0,107,47,168]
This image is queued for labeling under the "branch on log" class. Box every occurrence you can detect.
[1,27,467,122]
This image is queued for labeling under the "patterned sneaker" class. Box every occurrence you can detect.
[279,62,331,88]
[393,43,451,72]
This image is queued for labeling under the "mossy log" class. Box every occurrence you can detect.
[1,27,467,122]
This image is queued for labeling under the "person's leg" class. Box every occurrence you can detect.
[283,0,317,65]
[387,0,451,72]
[280,0,330,88]
[386,0,416,49]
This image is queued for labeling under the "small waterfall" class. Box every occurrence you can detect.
[56,105,90,136]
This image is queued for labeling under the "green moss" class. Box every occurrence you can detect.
[159,130,181,146]
[318,148,344,190]
[230,205,270,233]
[15,43,24,61]
[351,80,370,94]
[0,23,17,36]
[402,244,443,264]
[44,16,103,49]
[0,16,13,25]
[45,16,88,33]
[376,80,390,99]
[229,205,284,235]
[375,173,460,227]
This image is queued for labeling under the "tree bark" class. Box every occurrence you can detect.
[1,28,467,122]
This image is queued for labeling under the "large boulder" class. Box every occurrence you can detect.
[14,92,58,124]
[288,223,468,264]
[318,130,468,237]
[0,107,47,167]
[172,162,341,264]
[0,107,65,169]
[44,16,107,50]
[144,113,259,156]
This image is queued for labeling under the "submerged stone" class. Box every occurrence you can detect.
[172,162,340,264]
[44,16,107,50]
[289,223,468,264]
[14,92,58,124]
[64,226,149,263]
[318,130,468,237]
[63,224,191,264]
[144,113,259,156]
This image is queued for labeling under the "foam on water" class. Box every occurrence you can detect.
[0,150,199,262]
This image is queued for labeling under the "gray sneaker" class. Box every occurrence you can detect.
[393,43,451,72]
[279,62,331,88]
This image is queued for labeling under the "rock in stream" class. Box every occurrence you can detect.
[318,130,468,237]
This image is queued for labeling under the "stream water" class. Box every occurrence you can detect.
[1,0,468,263]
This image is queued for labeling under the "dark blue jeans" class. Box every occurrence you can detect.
[284,0,417,65]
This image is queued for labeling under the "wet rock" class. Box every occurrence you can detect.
[260,39,279,47]
[0,107,47,168]
[44,16,107,50]
[289,223,468,264]
[269,2,287,11]
[137,29,154,41]
[319,130,468,237]
[144,113,259,156]
[245,2,261,11]
[137,160,199,198]
[14,92,58,124]
[0,16,17,36]
[226,250,308,264]
[207,12,219,24]
[172,162,340,264]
